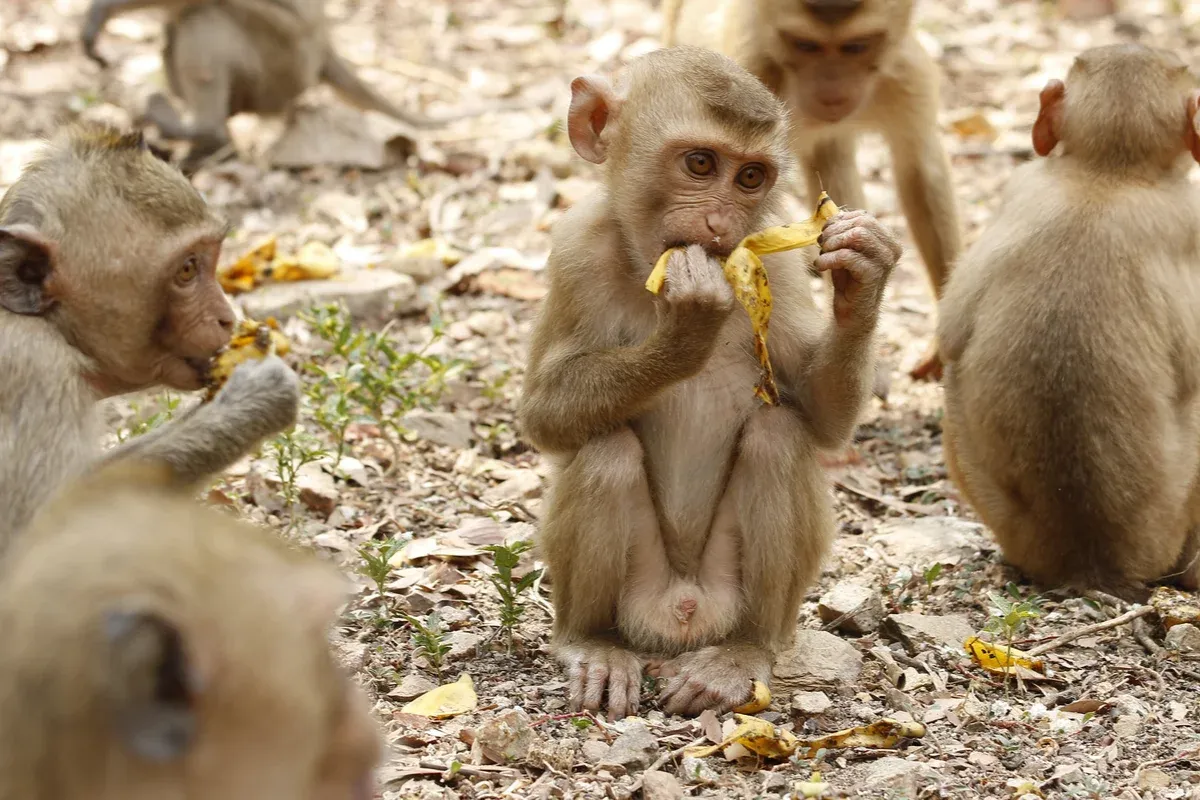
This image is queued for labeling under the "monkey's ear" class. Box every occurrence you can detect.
[1186,90,1200,165]
[1032,79,1065,157]
[568,76,620,164]
[105,609,200,763]
[0,225,57,316]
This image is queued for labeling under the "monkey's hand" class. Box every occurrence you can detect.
[653,644,771,717]
[211,355,301,439]
[559,642,645,722]
[659,244,735,324]
[814,210,901,328]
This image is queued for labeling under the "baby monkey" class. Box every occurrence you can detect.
[0,460,382,798]
[939,43,1200,601]
[520,46,899,719]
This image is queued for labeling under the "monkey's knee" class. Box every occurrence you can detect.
[570,427,648,493]
[738,407,805,465]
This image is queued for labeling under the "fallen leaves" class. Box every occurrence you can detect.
[401,672,478,718]
[218,236,341,295]
[645,192,840,404]
[1151,586,1200,630]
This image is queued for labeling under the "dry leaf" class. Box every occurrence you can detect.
[646,192,840,404]
[964,636,1045,675]
[950,110,998,141]
[471,268,548,301]
[731,680,772,714]
[401,673,478,719]
[795,718,927,759]
[1059,699,1109,715]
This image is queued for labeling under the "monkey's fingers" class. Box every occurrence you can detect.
[580,661,610,714]
[605,659,642,721]
[645,247,684,294]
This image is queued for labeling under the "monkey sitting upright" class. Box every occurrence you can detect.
[80,0,444,169]
[519,46,899,720]
[0,122,300,551]
[939,43,1200,601]
[0,459,383,798]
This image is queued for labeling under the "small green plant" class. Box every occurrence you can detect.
[305,365,356,463]
[403,611,452,674]
[984,584,1043,686]
[268,427,328,530]
[482,540,543,652]
[922,562,944,590]
[114,392,182,443]
[358,537,405,611]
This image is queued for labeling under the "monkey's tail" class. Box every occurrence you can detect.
[319,52,439,130]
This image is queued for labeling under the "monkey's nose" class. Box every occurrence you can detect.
[706,212,732,238]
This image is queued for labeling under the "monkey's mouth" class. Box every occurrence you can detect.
[662,239,737,260]
[185,356,214,382]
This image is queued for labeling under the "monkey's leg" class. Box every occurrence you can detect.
[160,10,237,170]
[657,406,827,716]
[884,117,962,382]
[99,357,299,490]
[542,427,654,721]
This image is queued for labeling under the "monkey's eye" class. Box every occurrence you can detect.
[685,151,717,177]
[840,39,871,55]
[788,38,823,54]
[737,164,767,190]
[176,255,200,284]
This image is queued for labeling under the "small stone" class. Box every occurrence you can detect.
[871,517,986,567]
[333,640,369,673]
[387,256,446,284]
[476,708,536,764]
[481,470,542,505]
[581,740,611,764]
[968,751,999,767]
[1166,623,1200,652]
[1113,714,1142,739]
[863,757,939,789]
[602,723,659,770]
[791,691,832,716]
[1138,768,1172,790]
[237,269,416,322]
[401,409,475,449]
[773,630,863,692]
[884,613,975,654]
[389,673,436,701]
[296,462,338,516]
[444,631,483,661]
[818,582,884,635]
[334,456,370,486]
[678,756,719,786]
[641,771,684,800]
[466,310,509,337]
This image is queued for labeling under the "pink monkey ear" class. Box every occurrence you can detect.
[1032,79,1065,157]
[1186,90,1200,165]
[568,76,620,164]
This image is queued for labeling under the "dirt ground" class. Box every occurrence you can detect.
[4,0,1200,797]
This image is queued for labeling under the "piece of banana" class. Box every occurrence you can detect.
[645,192,841,404]
[202,318,291,402]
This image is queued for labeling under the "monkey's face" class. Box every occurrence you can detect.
[624,142,779,265]
[774,27,886,123]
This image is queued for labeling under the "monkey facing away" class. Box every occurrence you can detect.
[0,122,300,550]
[664,0,961,381]
[519,46,899,719]
[0,459,382,799]
[938,43,1200,601]
[81,0,449,168]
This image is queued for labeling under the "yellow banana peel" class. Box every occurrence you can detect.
[645,192,840,404]
[731,680,772,714]
[202,317,290,402]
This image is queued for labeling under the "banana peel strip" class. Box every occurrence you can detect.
[218,236,341,295]
[645,193,840,405]
[964,635,1045,676]
[202,317,290,402]
[731,680,771,714]
[683,714,925,761]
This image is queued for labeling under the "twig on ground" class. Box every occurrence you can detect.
[1132,616,1163,656]
[1026,606,1154,658]
[1133,747,1200,785]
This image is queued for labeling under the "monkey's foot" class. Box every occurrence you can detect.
[909,343,943,382]
[653,645,770,717]
[558,642,644,722]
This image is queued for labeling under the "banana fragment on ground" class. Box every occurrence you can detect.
[684,714,926,761]
[202,317,291,402]
[645,192,840,405]
[731,680,771,714]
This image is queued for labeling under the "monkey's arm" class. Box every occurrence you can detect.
[81,0,197,64]
[771,212,900,448]
[99,357,300,490]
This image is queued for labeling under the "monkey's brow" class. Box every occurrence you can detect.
[662,138,775,165]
